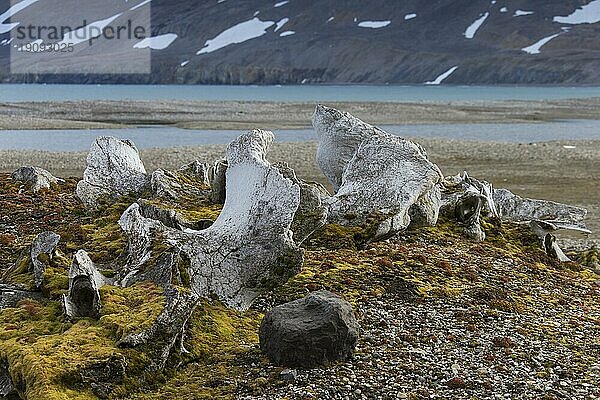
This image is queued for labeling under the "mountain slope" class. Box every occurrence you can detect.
[1,0,600,84]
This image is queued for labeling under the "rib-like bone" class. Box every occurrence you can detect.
[118,130,303,311]
[63,250,109,319]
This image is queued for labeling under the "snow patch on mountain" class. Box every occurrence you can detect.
[0,0,40,34]
[275,17,289,32]
[274,1,289,7]
[59,13,123,47]
[197,17,275,55]
[521,32,562,54]
[553,0,600,24]
[500,7,508,13]
[404,14,417,20]
[279,30,295,36]
[514,10,534,17]
[130,0,151,11]
[358,20,391,28]
[134,33,177,50]
[425,66,458,85]
[464,12,489,39]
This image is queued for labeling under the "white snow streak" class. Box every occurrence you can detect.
[275,17,289,32]
[404,13,417,20]
[197,18,275,54]
[133,33,177,50]
[521,33,562,54]
[514,10,534,16]
[274,1,289,7]
[553,0,600,24]
[357,20,391,28]
[464,12,489,39]
[425,66,458,85]
[279,30,294,36]
[0,0,40,34]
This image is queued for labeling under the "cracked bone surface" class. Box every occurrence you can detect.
[76,136,147,208]
[313,105,443,240]
[63,250,108,319]
[30,231,61,289]
[11,166,64,193]
[119,130,303,310]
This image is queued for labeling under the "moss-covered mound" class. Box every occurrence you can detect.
[0,173,598,399]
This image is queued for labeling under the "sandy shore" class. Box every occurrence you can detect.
[1,98,600,130]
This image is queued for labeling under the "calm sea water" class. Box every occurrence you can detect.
[1,120,599,151]
[1,84,600,102]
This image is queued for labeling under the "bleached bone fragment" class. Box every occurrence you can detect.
[76,137,147,208]
[11,166,64,193]
[275,162,329,243]
[118,130,303,311]
[326,134,443,241]
[529,219,592,262]
[30,231,60,289]
[63,250,109,319]
[210,159,228,204]
[493,188,587,223]
[312,104,393,192]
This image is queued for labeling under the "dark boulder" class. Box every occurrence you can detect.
[259,290,359,368]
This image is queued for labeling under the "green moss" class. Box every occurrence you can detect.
[0,283,166,399]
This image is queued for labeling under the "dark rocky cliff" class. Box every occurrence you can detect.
[1,0,599,84]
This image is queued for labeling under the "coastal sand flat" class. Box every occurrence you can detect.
[1,98,600,130]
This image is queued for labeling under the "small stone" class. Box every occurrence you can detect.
[280,369,298,382]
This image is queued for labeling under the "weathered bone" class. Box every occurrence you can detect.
[313,105,443,241]
[118,130,303,310]
[493,188,587,223]
[76,136,147,208]
[30,231,60,289]
[274,162,329,244]
[210,159,227,204]
[119,285,199,370]
[529,220,592,262]
[11,166,63,193]
[312,104,393,193]
[63,250,109,319]
[325,134,443,241]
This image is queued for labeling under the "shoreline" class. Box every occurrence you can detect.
[1,98,600,130]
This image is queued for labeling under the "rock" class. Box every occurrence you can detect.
[29,232,60,289]
[0,361,19,400]
[326,134,443,241]
[493,188,587,223]
[11,166,63,193]
[76,137,147,208]
[259,290,359,368]
[210,159,227,204]
[118,130,303,310]
[0,283,42,311]
[312,104,390,193]
[150,161,211,201]
[63,250,108,319]
[275,162,329,243]
[279,368,298,382]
